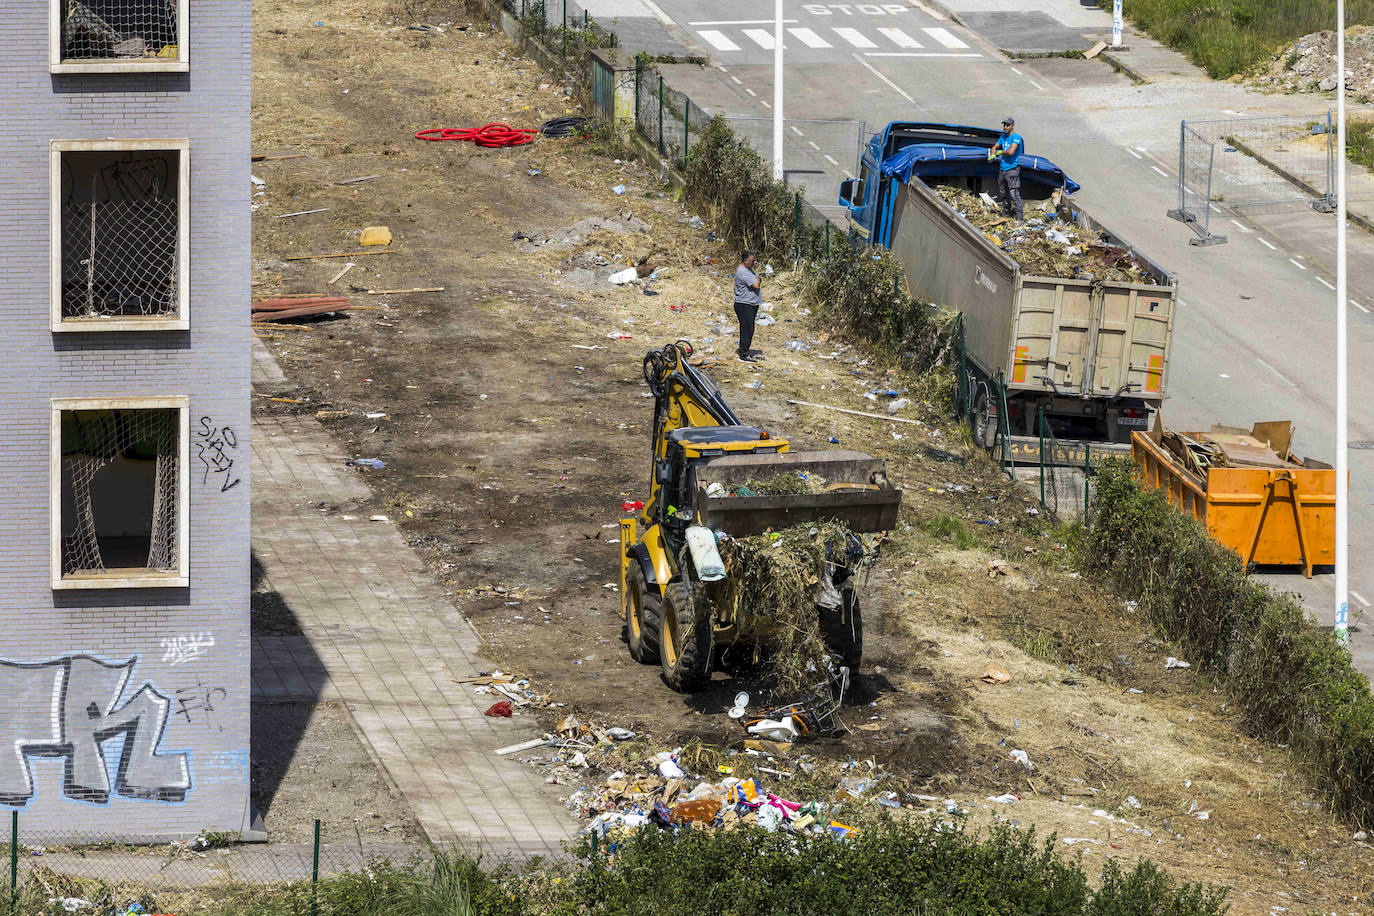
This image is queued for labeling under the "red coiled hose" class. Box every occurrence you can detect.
[414,124,540,148]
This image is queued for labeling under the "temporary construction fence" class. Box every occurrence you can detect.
[0,814,432,916]
[1169,109,1374,244]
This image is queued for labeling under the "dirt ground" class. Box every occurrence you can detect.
[250,0,1374,911]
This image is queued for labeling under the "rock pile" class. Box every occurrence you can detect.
[1250,26,1374,98]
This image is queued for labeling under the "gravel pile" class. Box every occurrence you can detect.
[1251,26,1374,98]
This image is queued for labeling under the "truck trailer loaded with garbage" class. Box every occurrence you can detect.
[839,122,1178,451]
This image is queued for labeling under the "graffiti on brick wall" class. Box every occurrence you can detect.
[161,632,215,667]
[195,416,242,493]
[172,675,229,733]
[0,655,191,806]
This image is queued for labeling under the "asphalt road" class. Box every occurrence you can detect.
[585,0,1374,675]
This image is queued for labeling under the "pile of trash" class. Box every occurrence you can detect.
[1250,26,1374,97]
[511,716,908,842]
[706,471,826,498]
[935,186,1157,284]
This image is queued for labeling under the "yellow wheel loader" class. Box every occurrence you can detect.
[619,341,902,693]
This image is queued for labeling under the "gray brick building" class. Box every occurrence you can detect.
[0,0,253,840]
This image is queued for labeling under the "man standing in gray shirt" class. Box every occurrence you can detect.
[733,250,764,362]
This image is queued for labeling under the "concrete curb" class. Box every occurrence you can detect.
[1099,51,1149,85]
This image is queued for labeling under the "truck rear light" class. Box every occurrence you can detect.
[1121,408,1146,418]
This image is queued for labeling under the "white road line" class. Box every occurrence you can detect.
[689,18,797,25]
[788,27,831,48]
[922,26,968,49]
[1177,299,1188,308]
[807,140,821,150]
[1353,300,1371,313]
[854,52,915,103]
[1257,237,1277,250]
[864,51,982,57]
[743,29,778,49]
[759,100,770,109]
[1028,79,1043,90]
[833,27,878,48]
[843,169,855,179]
[1009,66,1023,75]
[1289,258,1307,270]
[717,65,728,72]
[1126,148,1143,159]
[1255,357,1296,387]
[877,27,922,48]
[825,154,841,166]
[1150,165,1169,178]
[1353,590,1371,608]
[744,87,757,97]
[696,30,741,52]
[1228,218,1253,232]
[1318,277,1336,290]
[789,125,804,136]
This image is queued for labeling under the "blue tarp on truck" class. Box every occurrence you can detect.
[877,143,1081,195]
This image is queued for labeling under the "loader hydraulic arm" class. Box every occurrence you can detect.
[643,340,741,443]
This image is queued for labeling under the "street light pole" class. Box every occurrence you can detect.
[773,0,784,181]
[1336,0,1350,646]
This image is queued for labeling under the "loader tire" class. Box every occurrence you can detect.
[624,563,661,664]
[659,581,712,693]
[820,588,863,672]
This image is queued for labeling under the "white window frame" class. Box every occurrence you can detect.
[51,139,190,333]
[51,0,189,73]
[51,396,190,590]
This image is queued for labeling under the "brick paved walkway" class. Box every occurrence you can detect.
[249,340,574,860]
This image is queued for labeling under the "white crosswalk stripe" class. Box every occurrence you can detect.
[876,27,922,48]
[922,26,968,49]
[694,23,978,57]
[832,27,877,48]
[786,26,831,48]
[742,28,777,49]
[697,29,740,52]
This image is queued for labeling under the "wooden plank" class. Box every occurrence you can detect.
[786,399,921,425]
[282,250,394,261]
[365,287,444,294]
[252,153,307,162]
[253,296,349,311]
[274,208,330,219]
[336,174,381,185]
[252,303,353,322]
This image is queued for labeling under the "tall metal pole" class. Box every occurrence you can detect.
[772,0,784,181]
[1336,0,1350,646]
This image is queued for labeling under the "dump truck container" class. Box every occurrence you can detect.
[1131,421,1335,577]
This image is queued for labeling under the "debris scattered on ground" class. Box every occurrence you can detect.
[1251,26,1374,97]
[359,225,392,246]
[252,296,352,321]
[935,186,1156,284]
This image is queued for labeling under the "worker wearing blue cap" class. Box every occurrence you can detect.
[990,117,1024,220]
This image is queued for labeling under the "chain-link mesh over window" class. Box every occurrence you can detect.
[60,149,180,321]
[61,0,179,61]
[60,407,180,578]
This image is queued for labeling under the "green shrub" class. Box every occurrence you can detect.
[682,115,819,261]
[559,818,1225,915]
[1079,459,1374,825]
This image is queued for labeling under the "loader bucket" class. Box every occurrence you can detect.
[692,450,901,537]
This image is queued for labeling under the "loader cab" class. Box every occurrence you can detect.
[653,426,790,532]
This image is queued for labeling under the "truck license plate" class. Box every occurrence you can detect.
[1117,417,1148,428]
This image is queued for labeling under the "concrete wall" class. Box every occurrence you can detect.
[0,0,252,840]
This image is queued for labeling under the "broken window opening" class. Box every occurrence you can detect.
[60,149,180,322]
[60,0,179,62]
[60,408,180,579]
